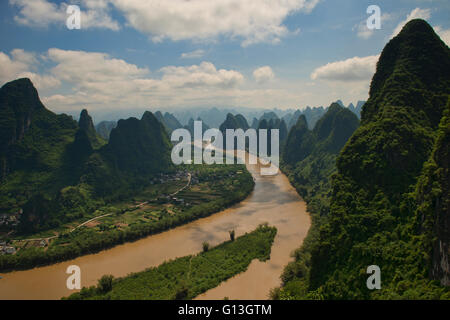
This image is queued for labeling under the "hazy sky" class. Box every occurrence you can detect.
[1,0,449,113]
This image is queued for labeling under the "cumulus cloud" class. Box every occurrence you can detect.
[253,66,275,84]
[47,48,149,84]
[17,72,62,90]
[180,49,205,59]
[10,0,65,27]
[79,6,120,30]
[111,0,319,46]
[160,62,244,88]
[1,46,373,112]
[1,46,250,110]
[9,0,319,45]
[10,0,120,30]
[0,49,60,90]
[0,48,244,111]
[435,26,450,46]
[310,55,379,82]
[0,50,31,83]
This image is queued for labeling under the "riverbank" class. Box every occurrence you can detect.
[0,160,310,300]
[0,164,254,272]
[66,224,277,300]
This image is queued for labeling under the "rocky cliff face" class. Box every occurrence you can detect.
[415,101,450,286]
[105,111,172,174]
[0,78,50,179]
[0,78,45,146]
[79,109,96,136]
[432,107,449,286]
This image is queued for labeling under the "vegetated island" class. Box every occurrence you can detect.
[65,224,277,300]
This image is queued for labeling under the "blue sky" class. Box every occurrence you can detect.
[0,0,449,115]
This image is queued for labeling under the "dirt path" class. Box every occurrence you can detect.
[170,173,191,197]
[12,172,192,243]
[69,213,113,232]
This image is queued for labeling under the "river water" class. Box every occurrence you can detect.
[0,161,310,300]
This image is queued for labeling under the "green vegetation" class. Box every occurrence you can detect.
[276,19,450,300]
[0,163,255,272]
[229,229,235,241]
[282,103,359,216]
[219,113,250,132]
[0,79,256,271]
[275,102,359,300]
[65,224,277,300]
[0,79,79,216]
[0,80,173,236]
[78,109,106,149]
[218,113,288,153]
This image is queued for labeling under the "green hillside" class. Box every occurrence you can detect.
[0,79,174,234]
[276,19,450,300]
[0,78,79,214]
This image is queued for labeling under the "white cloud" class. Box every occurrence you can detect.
[160,62,244,88]
[9,0,319,45]
[7,49,244,111]
[0,49,60,90]
[10,0,65,27]
[10,0,120,30]
[111,0,319,46]
[10,49,38,67]
[1,47,373,113]
[434,26,450,46]
[310,55,379,82]
[308,55,381,106]
[17,72,62,90]
[0,51,31,83]
[180,49,205,59]
[79,6,120,30]
[47,48,149,84]
[82,0,110,9]
[253,66,275,83]
[390,8,431,39]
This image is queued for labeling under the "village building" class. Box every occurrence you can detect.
[3,246,16,255]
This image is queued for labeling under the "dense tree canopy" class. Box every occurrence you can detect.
[277,19,450,300]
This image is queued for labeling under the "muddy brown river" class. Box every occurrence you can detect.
[0,161,310,300]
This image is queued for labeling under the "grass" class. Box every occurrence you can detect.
[65,224,277,300]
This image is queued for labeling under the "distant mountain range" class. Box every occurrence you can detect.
[67,102,364,134]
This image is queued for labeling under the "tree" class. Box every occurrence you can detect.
[229,230,235,241]
[97,275,114,293]
[174,281,189,300]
